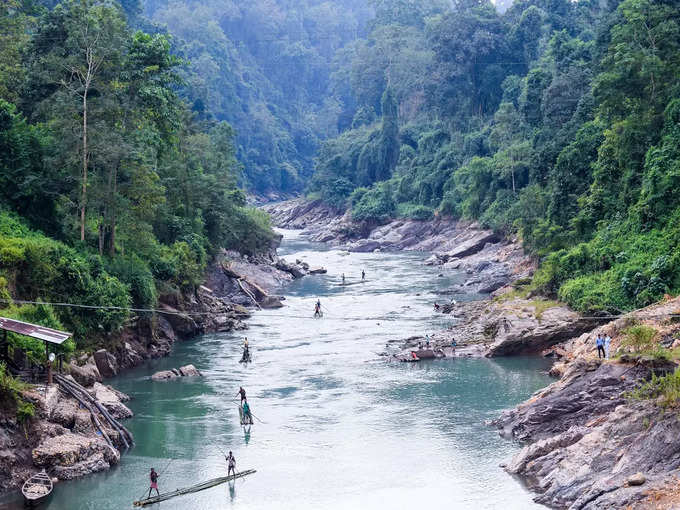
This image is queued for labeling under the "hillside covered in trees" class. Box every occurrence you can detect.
[142,0,374,194]
[0,0,274,356]
[305,0,680,315]
[2,0,680,346]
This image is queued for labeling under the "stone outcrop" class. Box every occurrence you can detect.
[151,364,202,381]
[391,297,599,359]
[0,377,134,493]
[93,349,119,378]
[32,433,120,480]
[491,296,680,509]
[91,383,132,420]
[68,360,102,387]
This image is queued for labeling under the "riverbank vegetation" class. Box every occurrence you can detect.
[0,0,274,356]
[306,0,680,315]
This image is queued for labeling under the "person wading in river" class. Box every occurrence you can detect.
[236,386,246,403]
[148,468,160,498]
[226,451,236,477]
[314,300,322,317]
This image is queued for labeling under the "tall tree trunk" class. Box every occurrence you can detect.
[80,91,88,242]
[108,164,118,257]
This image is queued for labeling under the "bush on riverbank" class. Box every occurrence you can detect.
[629,369,680,408]
[0,363,34,422]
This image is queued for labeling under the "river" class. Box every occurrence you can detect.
[4,230,553,509]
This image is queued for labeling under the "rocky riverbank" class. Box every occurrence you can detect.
[0,243,314,495]
[0,377,132,492]
[492,296,680,509]
[270,198,680,507]
[76,246,314,380]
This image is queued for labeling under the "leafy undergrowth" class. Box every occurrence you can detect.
[0,363,34,423]
[628,369,680,408]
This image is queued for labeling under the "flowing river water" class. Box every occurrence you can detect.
[4,230,553,509]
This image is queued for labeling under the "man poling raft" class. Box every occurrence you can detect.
[239,399,254,425]
[240,337,251,363]
[133,470,256,506]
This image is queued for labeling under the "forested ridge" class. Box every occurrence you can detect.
[0,0,274,357]
[306,0,680,315]
[2,0,680,354]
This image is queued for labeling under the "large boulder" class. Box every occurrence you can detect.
[50,399,79,429]
[91,383,133,419]
[151,370,180,381]
[178,364,201,377]
[444,231,499,260]
[152,365,202,380]
[93,350,119,379]
[274,258,305,278]
[68,362,102,387]
[347,240,381,253]
[32,433,120,481]
[118,341,144,369]
[260,296,284,309]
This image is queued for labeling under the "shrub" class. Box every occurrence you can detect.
[397,203,434,221]
[351,184,396,222]
[628,369,680,408]
[0,362,34,422]
[620,324,658,353]
[106,254,157,309]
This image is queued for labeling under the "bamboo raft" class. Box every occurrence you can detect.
[336,280,369,287]
[238,405,253,425]
[133,470,256,506]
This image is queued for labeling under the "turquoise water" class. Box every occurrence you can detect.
[2,230,552,509]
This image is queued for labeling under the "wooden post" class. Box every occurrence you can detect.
[46,341,52,386]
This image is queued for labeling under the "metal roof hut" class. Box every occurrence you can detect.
[0,317,72,384]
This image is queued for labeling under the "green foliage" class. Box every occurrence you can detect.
[351,184,396,223]
[620,324,658,353]
[396,203,434,221]
[0,362,34,421]
[628,369,680,408]
[308,0,680,314]
[0,0,278,351]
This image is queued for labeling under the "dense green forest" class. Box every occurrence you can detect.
[307,0,680,314]
[2,0,680,355]
[0,0,274,357]
[142,0,373,194]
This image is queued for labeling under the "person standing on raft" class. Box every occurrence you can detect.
[242,400,254,425]
[148,468,160,498]
[226,451,236,477]
[236,386,246,403]
[361,270,365,280]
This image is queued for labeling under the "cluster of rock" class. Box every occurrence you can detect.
[151,364,202,381]
[0,377,133,492]
[64,245,318,385]
[492,296,680,509]
[265,199,534,298]
[263,198,502,254]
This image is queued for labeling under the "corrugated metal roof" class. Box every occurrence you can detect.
[0,317,72,345]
